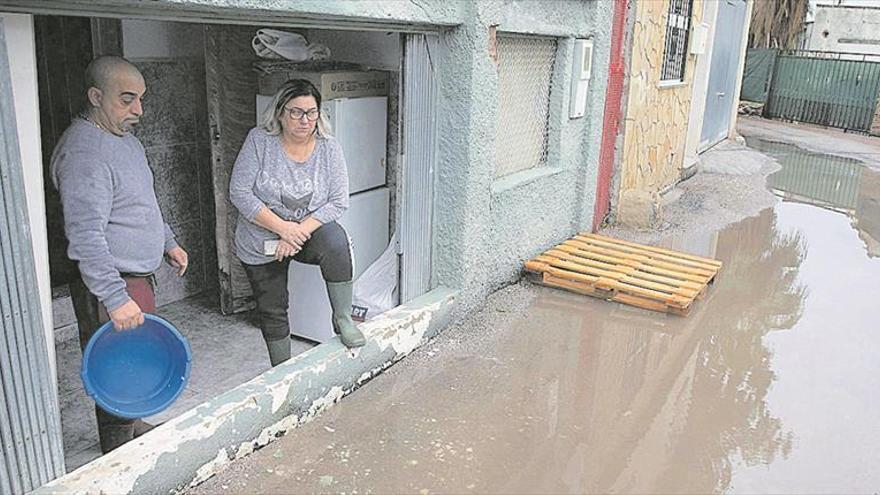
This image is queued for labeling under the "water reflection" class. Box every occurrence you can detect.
[747,138,880,257]
[535,207,806,493]
[659,209,802,492]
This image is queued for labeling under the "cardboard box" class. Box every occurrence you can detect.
[319,71,389,99]
[256,62,389,100]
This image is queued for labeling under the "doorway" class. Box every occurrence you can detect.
[31,15,435,470]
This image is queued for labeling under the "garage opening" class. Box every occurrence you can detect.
[35,15,435,470]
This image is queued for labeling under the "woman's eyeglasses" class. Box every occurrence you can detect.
[284,106,320,121]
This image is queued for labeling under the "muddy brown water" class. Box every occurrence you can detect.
[192,143,880,494]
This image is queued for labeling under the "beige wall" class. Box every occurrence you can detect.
[616,0,702,227]
[621,0,702,191]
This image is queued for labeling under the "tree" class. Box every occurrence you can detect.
[749,0,810,50]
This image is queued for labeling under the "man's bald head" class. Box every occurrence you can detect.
[85,55,142,92]
[83,55,146,135]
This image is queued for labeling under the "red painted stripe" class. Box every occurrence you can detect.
[592,0,629,232]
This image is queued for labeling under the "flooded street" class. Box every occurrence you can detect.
[192,143,880,494]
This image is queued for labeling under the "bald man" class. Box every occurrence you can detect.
[51,55,188,453]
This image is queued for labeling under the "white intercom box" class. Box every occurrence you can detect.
[569,39,593,119]
[690,23,709,55]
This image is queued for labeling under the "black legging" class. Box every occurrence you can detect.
[242,221,352,343]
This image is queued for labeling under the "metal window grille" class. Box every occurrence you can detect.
[661,0,694,82]
[495,35,557,178]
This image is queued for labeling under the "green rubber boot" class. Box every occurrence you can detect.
[265,337,291,367]
[326,281,366,348]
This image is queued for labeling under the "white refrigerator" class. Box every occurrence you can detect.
[322,96,388,194]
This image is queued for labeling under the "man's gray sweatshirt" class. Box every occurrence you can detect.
[51,118,177,311]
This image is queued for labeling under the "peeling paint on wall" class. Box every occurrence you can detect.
[190,449,229,487]
[370,302,439,355]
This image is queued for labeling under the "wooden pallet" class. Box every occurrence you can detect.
[524,232,722,316]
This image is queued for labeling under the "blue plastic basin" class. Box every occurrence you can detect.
[81,314,192,419]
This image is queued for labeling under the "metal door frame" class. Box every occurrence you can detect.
[398,33,439,303]
[0,18,65,494]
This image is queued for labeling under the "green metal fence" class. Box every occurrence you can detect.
[764,50,880,133]
[741,48,777,103]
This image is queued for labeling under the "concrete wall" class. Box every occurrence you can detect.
[305,29,400,71]
[804,5,880,56]
[122,18,204,58]
[0,0,464,29]
[432,1,613,317]
[817,0,880,6]
[615,0,702,227]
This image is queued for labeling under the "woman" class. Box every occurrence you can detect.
[229,79,365,366]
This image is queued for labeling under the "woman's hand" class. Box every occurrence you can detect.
[252,208,312,248]
[274,240,300,261]
[280,221,311,247]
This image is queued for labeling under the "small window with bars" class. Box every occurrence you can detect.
[495,35,557,178]
[661,0,694,82]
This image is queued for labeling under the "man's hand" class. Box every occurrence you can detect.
[165,246,189,276]
[274,240,300,261]
[109,299,144,331]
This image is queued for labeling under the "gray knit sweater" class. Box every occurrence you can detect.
[51,118,177,311]
[230,128,349,265]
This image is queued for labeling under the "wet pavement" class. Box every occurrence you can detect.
[190,143,880,494]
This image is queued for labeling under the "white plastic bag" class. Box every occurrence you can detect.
[251,28,331,61]
[352,234,399,321]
